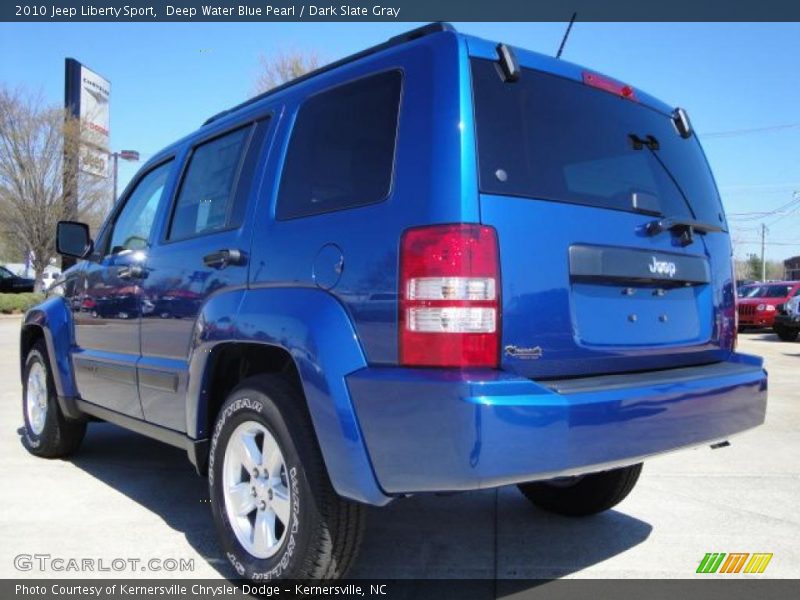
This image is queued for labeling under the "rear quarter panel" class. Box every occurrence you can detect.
[248,31,478,366]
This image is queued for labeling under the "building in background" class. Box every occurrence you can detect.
[785,256,800,280]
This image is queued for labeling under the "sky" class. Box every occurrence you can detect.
[1,21,798,261]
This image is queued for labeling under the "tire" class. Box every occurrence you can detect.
[22,340,86,458]
[209,375,365,580]
[774,324,799,342]
[517,463,643,517]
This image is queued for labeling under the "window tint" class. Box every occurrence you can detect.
[109,160,173,255]
[169,127,250,240]
[0,267,11,279]
[471,59,725,226]
[277,70,402,220]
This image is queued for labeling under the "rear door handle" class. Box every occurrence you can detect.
[203,249,246,269]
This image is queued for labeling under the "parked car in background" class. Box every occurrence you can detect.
[737,283,760,298]
[736,279,757,291]
[41,269,62,293]
[737,281,800,330]
[0,265,34,293]
[774,295,800,341]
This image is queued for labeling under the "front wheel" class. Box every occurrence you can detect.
[774,324,799,342]
[208,375,365,580]
[22,340,86,457]
[517,463,643,517]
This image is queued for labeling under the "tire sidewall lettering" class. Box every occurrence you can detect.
[210,393,302,580]
[209,397,263,486]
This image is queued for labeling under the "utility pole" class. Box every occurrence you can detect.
[760,223,767,281]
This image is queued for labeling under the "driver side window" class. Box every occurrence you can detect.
[107,160,173,256]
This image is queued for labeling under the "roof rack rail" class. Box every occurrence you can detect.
[203,22,455,126]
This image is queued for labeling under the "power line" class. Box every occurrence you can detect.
[728,193,800,221]
[735,240,800,246]
[766,192,800,227]
[701,122,800,139]
[720,182,800,192]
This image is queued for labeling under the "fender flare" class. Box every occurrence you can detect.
[186,286,390,506]
[21,297,83,419]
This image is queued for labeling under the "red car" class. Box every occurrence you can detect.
[738,281,800,330]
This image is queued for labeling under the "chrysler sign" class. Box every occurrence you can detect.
[65,58,111,178]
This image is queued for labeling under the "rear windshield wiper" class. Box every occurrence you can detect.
[629,130,723,245]
[645,217,722,246]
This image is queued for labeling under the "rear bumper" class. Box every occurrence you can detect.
[347,354,767,495]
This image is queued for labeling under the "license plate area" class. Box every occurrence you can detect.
[571,282,711,347]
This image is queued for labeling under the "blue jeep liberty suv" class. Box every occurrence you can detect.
[20,23,767,580]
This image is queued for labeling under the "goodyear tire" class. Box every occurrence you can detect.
[209,375,364,580]
[22,340,86,457]
[517,463,643,517]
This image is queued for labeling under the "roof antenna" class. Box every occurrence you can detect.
[556,12,577,59]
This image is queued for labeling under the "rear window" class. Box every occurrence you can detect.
[471,58,725,226]
[276,70,402,220]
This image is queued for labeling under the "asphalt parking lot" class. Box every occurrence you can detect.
[0,314,798,580]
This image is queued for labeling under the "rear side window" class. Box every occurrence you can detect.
[276,70,402,220]
[168,126,251,240]
[470,59,725,226]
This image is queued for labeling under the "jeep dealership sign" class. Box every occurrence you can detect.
[65,58,110,178]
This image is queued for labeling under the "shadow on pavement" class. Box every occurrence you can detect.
[352,490,652,581]
[739,331,778,342]
[61,422,652,589]
[67,422,237,579]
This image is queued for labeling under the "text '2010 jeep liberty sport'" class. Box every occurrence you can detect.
[21,23,767,579]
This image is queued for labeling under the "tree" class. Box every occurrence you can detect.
[252,50,322,96]
[765,259,785,280]
[0,86,107,291]
[745,253,762,280]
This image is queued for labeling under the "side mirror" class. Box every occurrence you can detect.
[56,221,93,259]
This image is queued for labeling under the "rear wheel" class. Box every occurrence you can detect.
[209,375,365,580]
[517,463,642,517]
[22,340,86,457]
[774,324,799,342]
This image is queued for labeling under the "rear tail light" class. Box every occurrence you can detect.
[582,70,636,101]
[399,224,500,368]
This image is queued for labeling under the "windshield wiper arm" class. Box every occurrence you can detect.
[645,217,722,239]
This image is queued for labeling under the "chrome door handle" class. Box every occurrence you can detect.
[203,249,245,269]
[117,265,147,280]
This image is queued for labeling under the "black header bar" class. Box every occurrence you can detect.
[4,0,800,22]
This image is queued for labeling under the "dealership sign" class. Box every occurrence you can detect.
[65,58,110,178]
